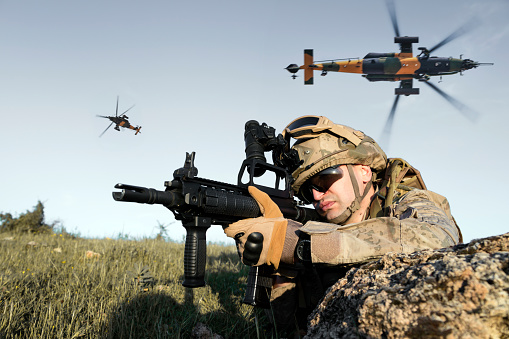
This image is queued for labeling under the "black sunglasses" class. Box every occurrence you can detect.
[299,166,344,204]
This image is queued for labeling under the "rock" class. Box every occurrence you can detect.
[190,322,224,339]
[306,233,509,338]
[85,250,101,259]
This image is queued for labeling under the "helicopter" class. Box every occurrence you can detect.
[285,0,493,140]
[97,96,141,137]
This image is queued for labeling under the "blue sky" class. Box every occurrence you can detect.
[1,0,508,244]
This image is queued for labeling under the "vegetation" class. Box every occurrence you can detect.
[0,203,279,338]
[0,201,55,234]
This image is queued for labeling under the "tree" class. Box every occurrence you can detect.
[0,201,54,233]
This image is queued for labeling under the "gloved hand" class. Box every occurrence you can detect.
[224,186,288,269]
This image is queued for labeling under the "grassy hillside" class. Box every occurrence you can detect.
[0,231,275,338]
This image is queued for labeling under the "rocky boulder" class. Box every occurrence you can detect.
[306,233,509,338]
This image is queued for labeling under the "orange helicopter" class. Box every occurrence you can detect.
[286,0,493,140]
[97,96,141,137]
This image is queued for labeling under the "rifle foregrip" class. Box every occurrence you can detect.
[182,225,208,288]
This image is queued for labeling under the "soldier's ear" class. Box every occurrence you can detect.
[359,165,372,183]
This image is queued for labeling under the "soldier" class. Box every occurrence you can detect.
[225,115,461,336]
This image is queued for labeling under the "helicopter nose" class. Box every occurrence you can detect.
[285,64,300,73]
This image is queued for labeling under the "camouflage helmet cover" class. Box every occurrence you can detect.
[283,115,387,194]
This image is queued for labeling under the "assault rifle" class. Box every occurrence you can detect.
[112,120,319,308]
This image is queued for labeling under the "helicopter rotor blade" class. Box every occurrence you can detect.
[423,81,479,122]
[96,115,110,119]
[119,104,136,117]
[380,94,401,148]
[427,19,476,54]
[99,122,114,137]
[115,96,120,117]
[385,0,400,37]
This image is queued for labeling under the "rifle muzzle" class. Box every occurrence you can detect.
[113,183,183,206]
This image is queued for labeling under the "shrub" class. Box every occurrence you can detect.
[0,201,54,234]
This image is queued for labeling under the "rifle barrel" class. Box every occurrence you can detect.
[113,183,183,206]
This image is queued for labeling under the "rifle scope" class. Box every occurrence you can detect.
[244,120,280,177]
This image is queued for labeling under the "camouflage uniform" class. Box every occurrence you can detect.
[267,116,461,334]
[280,116,461,265]
[300,187,460,265]
[269,185,461,334]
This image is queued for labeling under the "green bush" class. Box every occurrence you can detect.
[0,201,54,234]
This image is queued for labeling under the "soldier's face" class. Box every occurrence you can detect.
[311,165,363,222]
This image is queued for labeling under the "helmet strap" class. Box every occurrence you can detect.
[328,164,373,225]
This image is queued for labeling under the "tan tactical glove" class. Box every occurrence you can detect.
[224,186,288,269]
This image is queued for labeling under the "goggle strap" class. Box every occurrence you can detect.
[329,126,362,146]
[283,127,362,147]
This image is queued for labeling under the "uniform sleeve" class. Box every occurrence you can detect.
[300,189,461,265]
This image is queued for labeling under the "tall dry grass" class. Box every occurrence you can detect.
[0,232,276,338]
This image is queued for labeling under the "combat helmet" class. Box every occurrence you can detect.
[280,115,387,223]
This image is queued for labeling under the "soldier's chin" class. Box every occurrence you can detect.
[315,207,330,219]
[324,210,339,222]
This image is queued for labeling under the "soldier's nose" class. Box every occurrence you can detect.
[312,189,325,201]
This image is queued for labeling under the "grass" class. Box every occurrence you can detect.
[0,231,277,338]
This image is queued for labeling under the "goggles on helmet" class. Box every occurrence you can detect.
[298,165,344,204]
[282,115,363,146]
